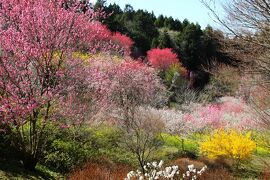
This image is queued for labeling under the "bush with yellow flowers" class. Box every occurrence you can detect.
[200,129,256,167]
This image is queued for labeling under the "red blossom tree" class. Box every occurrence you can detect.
[0,0,115,170]
[111,32,134,56]
[147,48,180,70]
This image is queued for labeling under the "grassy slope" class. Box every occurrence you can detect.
[0,159,64,180]
[1,131,269,179]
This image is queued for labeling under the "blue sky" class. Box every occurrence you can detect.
[103,0,224,29]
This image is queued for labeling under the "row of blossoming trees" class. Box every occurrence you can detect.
[0,0,185,171]
[0,0,142,170]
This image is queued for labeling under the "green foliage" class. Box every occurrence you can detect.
[252,131,270,156]
[130,10,158,53]
[154,15,165,28]
[43,125,136,172]
[159,133,198,153]
[160,133,181,147]
[155,30,173,49]
[176,23,205,70]
[89,126,137,165]
[165,64,187,85]
[44,126,96,172]
[94,0,106,10]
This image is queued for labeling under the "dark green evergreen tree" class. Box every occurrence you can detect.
[171,19,182,31]
[164,16,174,30]
[155,15,165,28]
[176,23,204,70]
[94,0,106,10]
[158,30,173,48]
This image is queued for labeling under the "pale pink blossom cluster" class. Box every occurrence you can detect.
[146,97,258,136]
[98,61,166,111]
[182,97,257,131]
[144,107,195,137]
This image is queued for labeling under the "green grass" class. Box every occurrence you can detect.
[234,155,270,179]
[160,133,199,152]
[1,129,270,179]
[0,159,64,180]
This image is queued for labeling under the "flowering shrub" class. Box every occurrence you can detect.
[97,61,167,170]
[125,160,207,180]
[145,107,195,137]
[200,129,256,166]
[147,48,180,70]
[181,97,257,132]
[111,32,134,56]
[183,164,207,180]
[147,97,256,137]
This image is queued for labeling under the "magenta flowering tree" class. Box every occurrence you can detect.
[147,48,179,70]
[0,0,116,170]
[111,32,134,56]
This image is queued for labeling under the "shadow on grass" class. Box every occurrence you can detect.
[0,158,60,180]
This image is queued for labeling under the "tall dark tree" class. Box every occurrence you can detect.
[171,19,182,31]
[124,4,134,12]
[176,23,204,70]
[158,30,173,48]
[182,18,190,30]
[155,15,165,28]
[103,3,125,32]
[94,0,106,10]
[128,9,158,54]
[164,16,174,30]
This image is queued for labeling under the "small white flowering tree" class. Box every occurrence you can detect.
[104,61,167,173]
[125,160,207,180]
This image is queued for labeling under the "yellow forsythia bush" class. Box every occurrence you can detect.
[72,51,91,62]
[200,129,256,163]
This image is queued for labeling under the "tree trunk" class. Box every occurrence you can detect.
[181,138,185,152]
[22,154,37,171]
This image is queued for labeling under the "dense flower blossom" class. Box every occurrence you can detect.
[0,0,133,169]
[111,32,134,55]
[167,97,257,134]
[125,160,207,180]
[104,61,167,109]
[147,48,180,70]
[200,129,256,165]
[142,97,257,139]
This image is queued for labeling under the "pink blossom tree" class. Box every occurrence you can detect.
[0,0,116,170]
[106,61,166,111]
